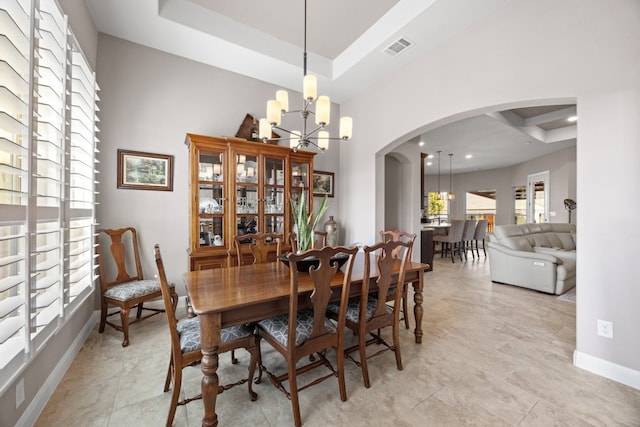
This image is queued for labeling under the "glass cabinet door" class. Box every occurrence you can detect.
[263,156,285,234]
[235,153,259,237]
[198,152,224,247]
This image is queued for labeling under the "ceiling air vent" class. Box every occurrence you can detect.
[383,37,413,56]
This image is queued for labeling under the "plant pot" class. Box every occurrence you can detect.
[278,253,350,273]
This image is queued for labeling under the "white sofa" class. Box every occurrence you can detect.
[488,223,576,295]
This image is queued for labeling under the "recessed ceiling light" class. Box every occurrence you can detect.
[465,154,473,159]
[426,161,432,166]
[418,141,425,146]
[427,154,434,159]
[567,116,578,122]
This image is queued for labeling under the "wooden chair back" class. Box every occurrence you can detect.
[153,244,183,364]
[233,232,282,265]
[379,229,416,261]
[286,246,358,350]
[379,229,416,329]
[97,227,144,291]
[361,239,412,326]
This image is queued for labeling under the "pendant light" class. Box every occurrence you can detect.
[435,151,442,200]
[447,153,455,200]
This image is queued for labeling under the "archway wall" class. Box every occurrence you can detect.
[339,0,640,384]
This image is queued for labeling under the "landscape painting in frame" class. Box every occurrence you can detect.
[313,170,334,197]
[117,149,174,191]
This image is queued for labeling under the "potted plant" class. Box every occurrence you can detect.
[290,190,328,253]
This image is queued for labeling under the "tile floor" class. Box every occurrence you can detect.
[36,255,640,426]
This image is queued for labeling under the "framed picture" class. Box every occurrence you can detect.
[313,170,334,198]
[117,149,174,191]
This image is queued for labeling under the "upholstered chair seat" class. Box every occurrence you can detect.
[327,296,388,324]
[258,310,337,347]
[103,279,163,301]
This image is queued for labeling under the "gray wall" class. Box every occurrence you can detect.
[384,155,402,231]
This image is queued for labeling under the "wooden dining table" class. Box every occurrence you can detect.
[183,253,429,426]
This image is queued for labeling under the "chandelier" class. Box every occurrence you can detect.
[258,0,352,152]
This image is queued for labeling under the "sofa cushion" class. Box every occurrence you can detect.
[502,236,534,251]
[545,233,563,248]
[531,233,552,248]
[557,233,576,250]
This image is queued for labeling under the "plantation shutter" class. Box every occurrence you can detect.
[0,0,99,390]
[0,0,31,371]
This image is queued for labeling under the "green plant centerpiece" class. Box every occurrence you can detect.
[290,190,328,253]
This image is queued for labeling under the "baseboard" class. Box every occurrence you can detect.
[15,314,96,427]
[574,350,640,390]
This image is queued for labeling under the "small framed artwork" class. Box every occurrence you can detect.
[312,170,334,198]
[117,149,174,191]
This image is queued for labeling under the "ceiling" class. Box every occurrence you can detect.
[420,105,577,175]
[85,0,576,174]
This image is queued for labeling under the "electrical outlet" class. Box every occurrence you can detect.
[597,319,613,339]
[16,378,24,408]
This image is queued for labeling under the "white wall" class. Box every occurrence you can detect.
[340,0,640,386]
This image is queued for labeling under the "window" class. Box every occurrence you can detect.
[513,186,526,224]
[465,191,496,233]
[426,192,447,224]
[0,0,99,391]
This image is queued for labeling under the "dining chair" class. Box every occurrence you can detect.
[473,219,489,257]
[327,238,412,389]
[97,227,174,347]
[233,232,283,265]
[461,219,478,260]
[256,245,358,427]
[230,232,283,363]
[379,230,416,329]
[154,244,259,427]
[432,219,465,263]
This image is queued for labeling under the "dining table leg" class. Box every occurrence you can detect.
[412,270,424,343]
[198,312,221,427]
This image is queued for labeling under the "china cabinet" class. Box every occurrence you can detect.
[185,134,315,270]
